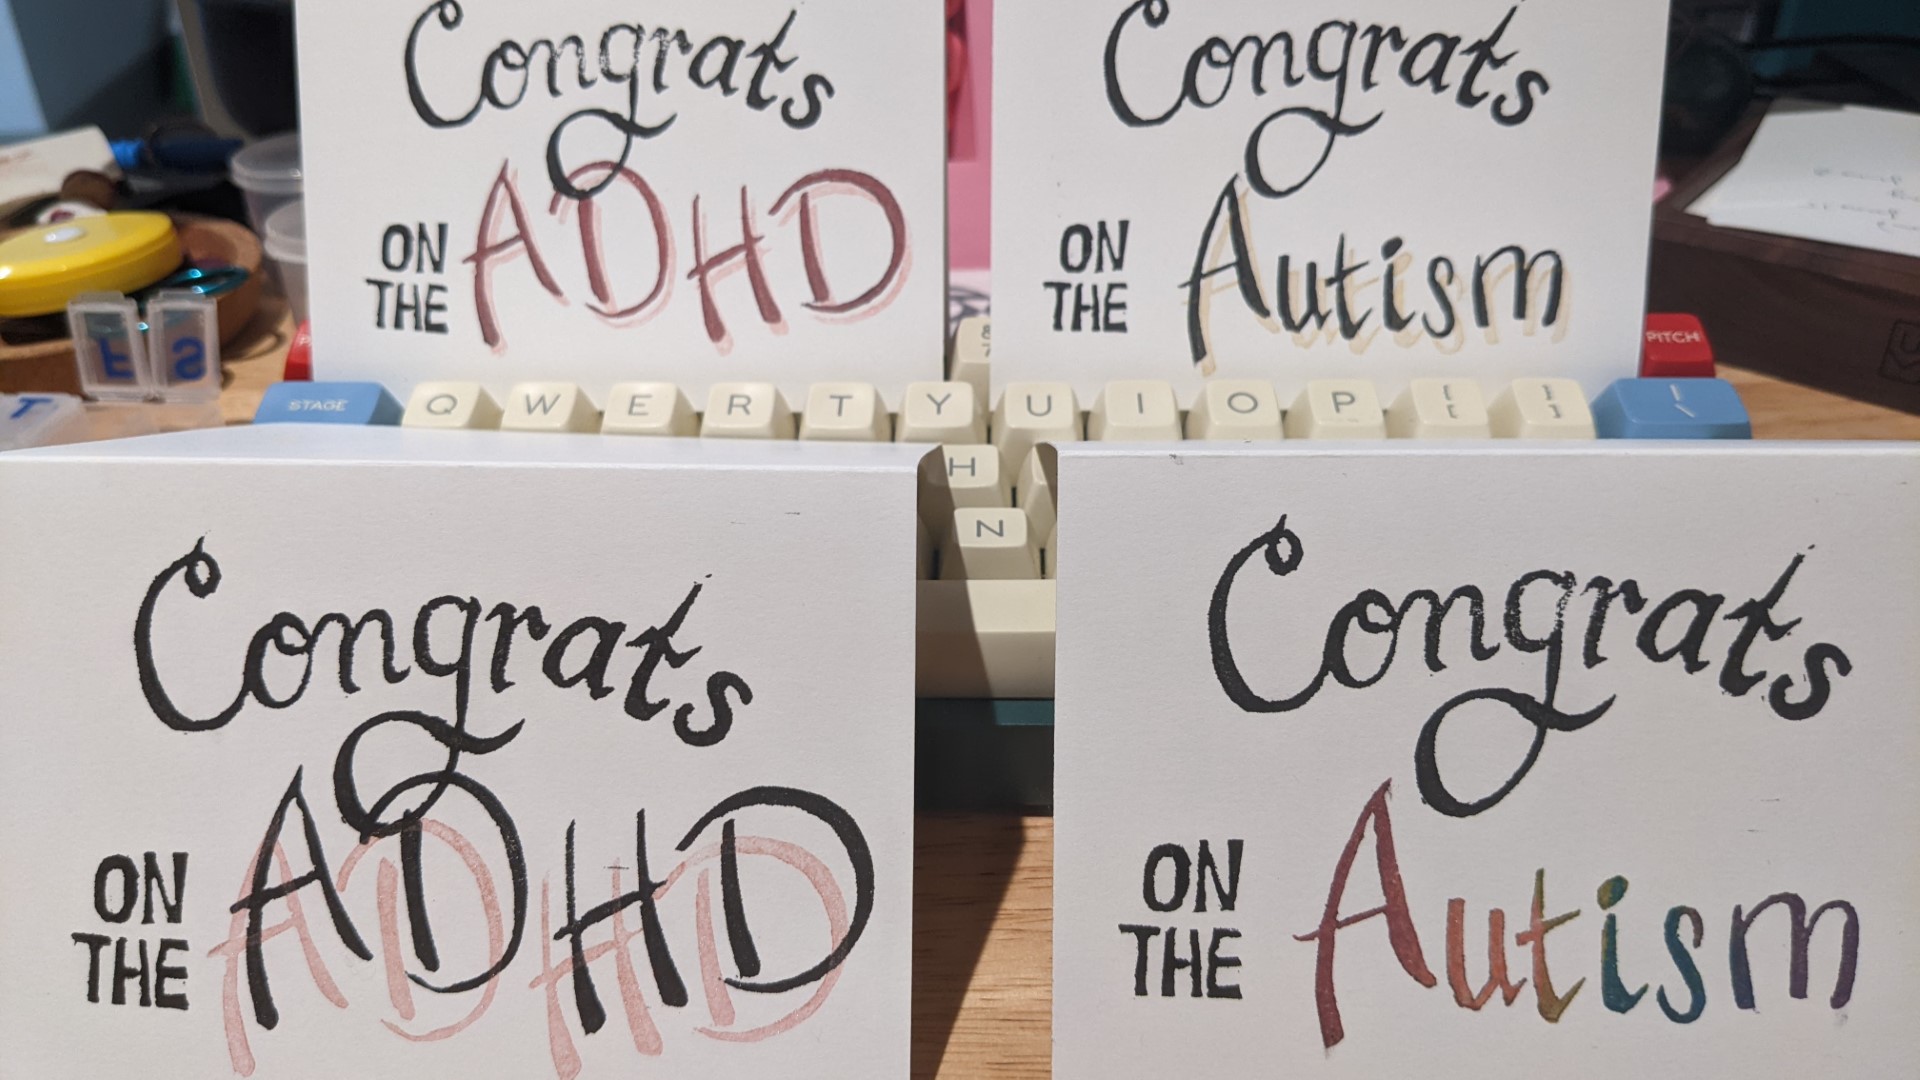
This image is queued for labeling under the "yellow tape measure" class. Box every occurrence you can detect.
[0,212,182,318]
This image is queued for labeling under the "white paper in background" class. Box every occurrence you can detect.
[992,0,1669,406]
[1687,103,1920,258]
[1053,443,1920,1079]
[0,426,921,1079]
[296,1,947,409]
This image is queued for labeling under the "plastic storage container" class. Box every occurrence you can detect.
[262,199,307,326]
[229,133,303,238]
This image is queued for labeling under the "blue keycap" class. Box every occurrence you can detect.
[254,382,402,426]
[1592,378,1751,440]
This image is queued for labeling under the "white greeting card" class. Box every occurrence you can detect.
[297,1,947,407]
[0,426,921,1079]
[994,0,1669,404]
[1053,443,1920,1077]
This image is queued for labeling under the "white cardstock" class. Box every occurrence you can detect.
[1053,443,1920,1077]
[296,1,947,407]
[0,426,921,1079]
[993,0,1669,404]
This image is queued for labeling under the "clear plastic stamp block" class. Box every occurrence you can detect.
[145,290,221,402]
[66,292,151,402]
[0,393,87,450]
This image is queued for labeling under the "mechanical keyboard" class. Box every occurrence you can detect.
[238,312,1754,702]
[2,315,1754,810]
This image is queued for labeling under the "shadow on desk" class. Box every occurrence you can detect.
[914,814,1028,1079]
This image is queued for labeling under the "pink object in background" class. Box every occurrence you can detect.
[948,0,991,271]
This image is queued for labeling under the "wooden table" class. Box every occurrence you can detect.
[212,304,1920,1079]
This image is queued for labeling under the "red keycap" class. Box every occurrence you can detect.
[1642,313,1715,378]
[283,321,313,382]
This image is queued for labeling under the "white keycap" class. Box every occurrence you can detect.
[920,444,1010,535]
[799,382,891,441]
[993,381,1081,468]
[917,580,1055,698]
[1387,379,1492,439]
[949,315,991,402]
[917,517,935,580]
[1284,380,1386,439]
[602,382,696,436]
[1016,446,1057,543]
[1490,378,1596,439]
[702,383,795,439]
[897,381,986,444]
[1043,526,1057,581]
[502,382,599,433]
[941,508,1041,581]
[404,382,501,429]
[1090,380,1182,441]
[1185,380,1285,440]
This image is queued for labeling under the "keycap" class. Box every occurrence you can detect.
[993,382,1080,467]
[1490,378,1595,439]
[501,382,599,433]
[1387,379,1491,438]
[950,315,991,402]
[1043,525,1057,580]
[800,382,891,441]
[283,320,312,382]
[602,382,696,436]
[897,381,986,444]
[917,580,1055,698]
[921,444,1011,536]
[1284,380,1386,438]
[1592,378,1752,439]
[404,382,502,429]
[0,393,87,450]
[1016,446,1057,543]
[941,508,1041,580]
[1642,314,1715,379]
[703,382,794,439]
[1186,380,1284,440]
[254,381,402,425]
[1090,380,1181,440]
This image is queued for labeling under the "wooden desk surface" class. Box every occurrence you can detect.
[213,306,1920,1079]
